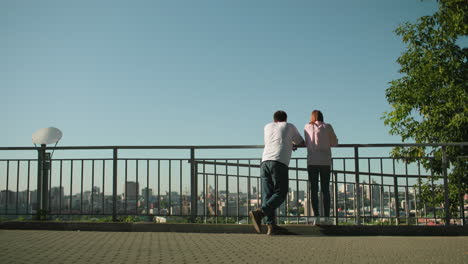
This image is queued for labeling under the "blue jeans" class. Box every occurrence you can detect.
[307,165,331,217]
[261,161,289,224]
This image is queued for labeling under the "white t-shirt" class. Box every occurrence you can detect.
[304,121,338,165]
[262,122,304,166]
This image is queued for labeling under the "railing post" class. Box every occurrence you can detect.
[442,146,450,226]
[36,144,50,220]
[393,159,400,225]
[42,151,50,218]
[333,171,339,226]
[112,148,118,222]
[190,148,197,222]
[459,156,466,226]
[36,145,44,219]
[354,146,361,225]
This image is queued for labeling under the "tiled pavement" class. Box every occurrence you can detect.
[0,230,467,263]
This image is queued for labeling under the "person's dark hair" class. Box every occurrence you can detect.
[273,110,287,122]
[310,110,324,123]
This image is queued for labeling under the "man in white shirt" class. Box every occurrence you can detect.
[249,110,304,235]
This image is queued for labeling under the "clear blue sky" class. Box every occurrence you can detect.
[2,0,439,148]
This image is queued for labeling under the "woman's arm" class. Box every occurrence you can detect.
[329,125,338,147]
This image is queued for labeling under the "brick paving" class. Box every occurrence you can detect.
[0,230,467,263]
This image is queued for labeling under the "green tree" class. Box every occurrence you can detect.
[383,0,467,218]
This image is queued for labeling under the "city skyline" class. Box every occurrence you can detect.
[1,179,423,220]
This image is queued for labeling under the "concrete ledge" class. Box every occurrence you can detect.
[306,225,468,236]
[1,221,467,236]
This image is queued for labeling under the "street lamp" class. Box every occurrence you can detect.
[32,127,63,219]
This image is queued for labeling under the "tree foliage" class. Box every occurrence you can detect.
[383,0,467,217]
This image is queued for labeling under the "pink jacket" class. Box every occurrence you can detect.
[304,121,338,165]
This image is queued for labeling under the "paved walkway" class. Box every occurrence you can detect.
[0,230,467,263]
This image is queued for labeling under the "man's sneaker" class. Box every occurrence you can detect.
[266,224,293,236]
[249,208,265,233]
[311,217,320,226]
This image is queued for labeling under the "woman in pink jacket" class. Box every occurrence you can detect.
[304,110,338,223]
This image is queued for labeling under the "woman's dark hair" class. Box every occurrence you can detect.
[273,110,287,122]
[310,110,324,123]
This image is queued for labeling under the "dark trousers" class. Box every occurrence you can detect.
[307,165,331,217]
[260,161,289,224]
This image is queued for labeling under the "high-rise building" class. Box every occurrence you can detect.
[142,187,153,200]
[50,186,64,211]
[290,190,305,202]
[17,190,30,212]
[0,190,15,212]
[124,181,139,200]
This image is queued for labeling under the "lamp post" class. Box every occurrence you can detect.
[32,127,62,220]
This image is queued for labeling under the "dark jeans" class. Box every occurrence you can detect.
[260,160,289,224]
[307,165,331,217]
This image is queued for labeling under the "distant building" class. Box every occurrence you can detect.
[338,183,355,195]
[218,200,247,216]
[17,190,30,212]
[142,187,153,200]
[29,190,38,211]
[0,190,15,207]
[123,182,139,213]
[290,190,305,202]
[83,191,92,205]
[252,186,257,195]
[303,198,311,216]
[124,181,139,200]
[50,186,64,211]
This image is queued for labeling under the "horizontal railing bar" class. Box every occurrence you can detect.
[193,160,261,168]
[0,158,190,162]
[198,172,432,188]
[193,161,434,178]
[332,157,437,160]
[0,142,466,151]
[190,157,438,160]
[198,172,424,187]
[200,172,260,179]
[0,156,451,162]
[0,159,38,161]
[334,143,467,147]
[332,169,433,179]
[200,170,431,186]
[0,145,261,150]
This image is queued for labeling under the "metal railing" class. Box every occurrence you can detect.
[0,143,466,225]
